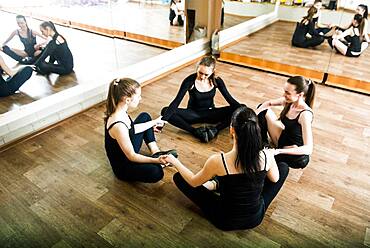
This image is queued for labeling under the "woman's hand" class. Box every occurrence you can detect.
[162,154,178,166]
[153,116,167,133]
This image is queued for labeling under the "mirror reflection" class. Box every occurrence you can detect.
[0,1,167,114]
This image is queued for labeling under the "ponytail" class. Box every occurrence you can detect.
[231,106,262,178]
[359,4,368,19]
[40,21,67,42]
[104,78,140,123]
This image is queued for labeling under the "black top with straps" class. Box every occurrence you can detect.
[162,73,239,121]
[347,27,362,53]
[17,30,37,56]
[278,109,313,148]
[104,117,135,176]
[215,152,267,229]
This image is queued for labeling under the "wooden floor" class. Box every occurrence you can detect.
[0,11,165,114]
[220,21,370,93]
[1,61,369,247]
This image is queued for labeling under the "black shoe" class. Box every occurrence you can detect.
[206,126,218,141]
[194,127,209,143]
[20,57,33,65]
[151,149,178,158]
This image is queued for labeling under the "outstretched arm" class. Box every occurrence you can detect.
[110,122,163,164]
[1,31,16,47]
[165,154,218,187]
[161,74,194,121]
[216,77,240,106]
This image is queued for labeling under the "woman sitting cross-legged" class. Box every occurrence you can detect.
[104,78,177,183]
[163,106,289,231]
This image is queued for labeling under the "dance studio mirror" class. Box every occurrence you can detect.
[277,0,370,85]
[0,0,175,115]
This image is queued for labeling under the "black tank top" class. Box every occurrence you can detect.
[17,30,36,55]
[347,28,361,52]
[278,109,313,148]
[104,117,135,175]
[188,83,216,110]
[216,152,267,229]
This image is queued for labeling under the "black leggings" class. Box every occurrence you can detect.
[36,57,73,75]
[173,162,289,230]
[161,105,238,136]
[257,109,310,169]
[292,36,325,48]
[116,112,164,183]
[0,67,33,97]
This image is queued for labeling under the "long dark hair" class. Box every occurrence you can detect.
[231,106,263,176]
[16,15,33,43]
[301,6,317,24]
[359,4,368,19]
[40,21,66,42]
[196,56,218,87]
[353,14,365,37]
[104,78,140,123]
[280,76,316,120]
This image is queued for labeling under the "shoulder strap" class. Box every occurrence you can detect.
[107,121,129,131]
[220,153,229,175]
[262,150,267,171]
[297,109,313,118]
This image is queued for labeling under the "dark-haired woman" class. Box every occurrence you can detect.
[292,6,325,48]
[163,106,289,231]
[256,76,315,169]
[0,55,33,97]
[329,14,366,57]
[34,21,74,75]
[169,0,184,26]
[104,78,177,183]
[1,15,46,64]
[161,56,241,143]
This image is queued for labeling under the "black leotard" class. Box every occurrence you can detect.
[292,21,324,48]
[17,30,36,56]
[215,152,267,230]
[345,27,362,57]
[278,109,313,148]
[105,118,135,176]
[162,73,239,121]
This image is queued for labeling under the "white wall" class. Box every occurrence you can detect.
[0,38,210,147]
[224,1,275,16]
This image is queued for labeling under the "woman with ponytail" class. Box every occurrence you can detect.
[161,56,241,143]
[104,78,177,183]
[163,106,288,230]
[1,15,46,64]
[257,76,315,169]
[291,6,325,48]
[34,21,74,75]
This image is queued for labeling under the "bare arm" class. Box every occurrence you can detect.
[2,31,16,46]
[334,28,353,40]
[0,56,15,77]
[110,123,162,164]
[256,97,286,114]
[134,116,165,134]
[265,149,279,183]
[165,154,218,187]
[276,111,313,156]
